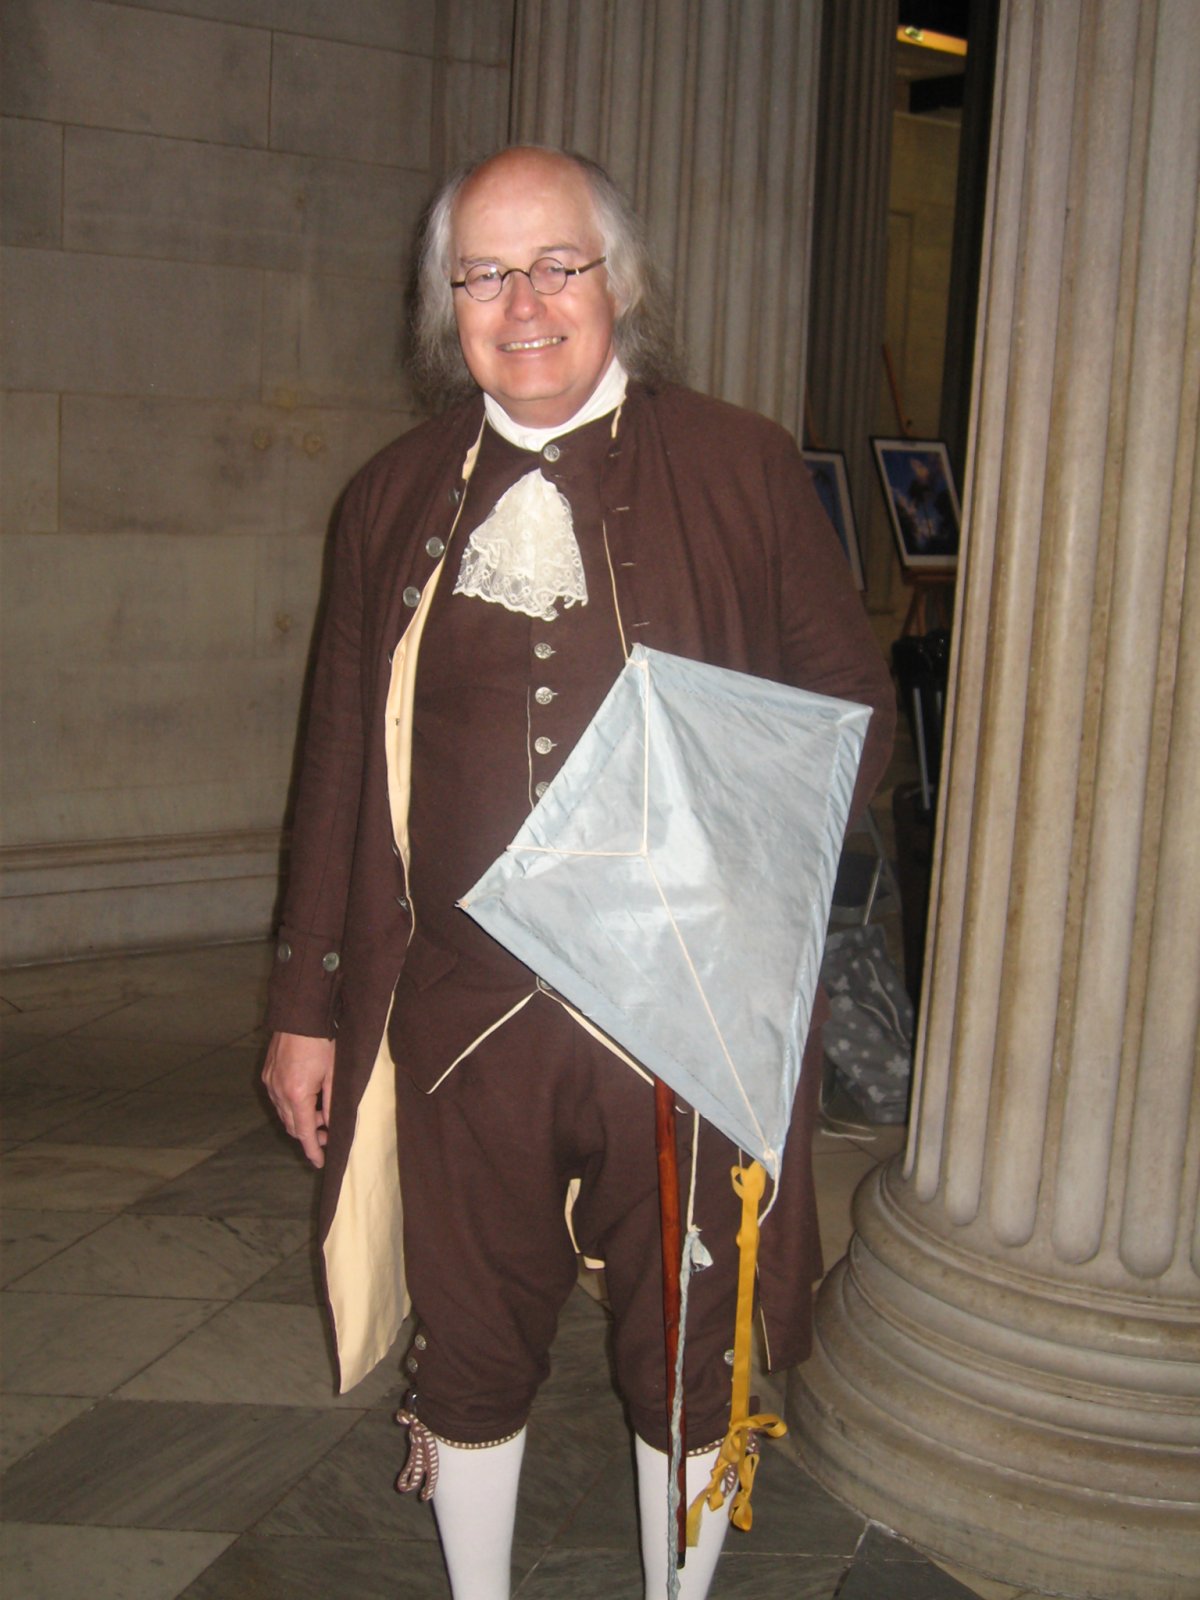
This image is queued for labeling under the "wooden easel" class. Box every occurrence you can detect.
[900,571,955,636]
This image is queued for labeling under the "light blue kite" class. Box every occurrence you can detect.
[459,643,871,1182]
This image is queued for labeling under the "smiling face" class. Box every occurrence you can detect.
[450,149,619,428]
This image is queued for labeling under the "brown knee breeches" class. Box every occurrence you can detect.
[393,991,746,1451]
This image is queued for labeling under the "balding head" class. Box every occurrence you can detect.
[447,147,617,427]
[411,145,681,408]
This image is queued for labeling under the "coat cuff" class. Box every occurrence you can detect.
[263,925,343,1039]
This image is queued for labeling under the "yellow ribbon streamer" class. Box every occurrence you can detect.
[686,1161,787,1546]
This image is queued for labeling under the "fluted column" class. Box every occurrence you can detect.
[790,4,1200,1598]
[806,0,895,593]
[509,0,822,436]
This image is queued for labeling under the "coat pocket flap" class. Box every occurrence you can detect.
[400,928,460,992]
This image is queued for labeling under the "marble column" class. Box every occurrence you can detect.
[789,4,1200,1598]
[805,0,895,595]
[509,0,822,436]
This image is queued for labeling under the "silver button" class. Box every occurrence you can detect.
[533,642,554,660]
[724,1349,735,1366]
[322,951,340,973]
[414,1333,427,1351]
[402,585,421,608]
[396,896,409,911]
[425,537,445,558]
[276,941,292,963]
[405,1354,419,1373]
[542,442,561,462]
[534,687,554,705]
[534,736,554,755]
[535,781,549,798]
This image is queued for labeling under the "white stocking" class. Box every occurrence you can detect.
[635,1435,731,1600]
[432,1428,526,1600]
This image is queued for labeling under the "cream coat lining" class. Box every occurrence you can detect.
[324,432,482,1393]
[323,423,642,1390]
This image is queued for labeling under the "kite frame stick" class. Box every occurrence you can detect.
[654,1074,688,1566]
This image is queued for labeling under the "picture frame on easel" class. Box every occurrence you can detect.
[870,437,961,572]
[802,448,865,589]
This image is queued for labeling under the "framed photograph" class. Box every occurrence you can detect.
[802,448,865,589]
[870,438,961,571]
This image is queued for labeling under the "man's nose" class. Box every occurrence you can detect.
[503,270,541,316]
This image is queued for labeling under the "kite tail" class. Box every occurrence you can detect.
[686,1161,787,1547]
[666,1108,710,1600]
[665,1225,704,1600]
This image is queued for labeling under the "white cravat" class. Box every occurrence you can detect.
[454,360,629,621]
[481,356,628,450]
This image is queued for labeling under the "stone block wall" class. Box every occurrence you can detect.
[0,0,514,962]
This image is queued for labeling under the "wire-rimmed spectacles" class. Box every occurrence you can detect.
[451,256,607,303]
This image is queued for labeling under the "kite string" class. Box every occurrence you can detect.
[640,657,651,855]
[686,1105,700,1234]
[666,1108,703,1600]
[507,845,643,858]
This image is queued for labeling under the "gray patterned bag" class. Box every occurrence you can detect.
[820,925,913,1123]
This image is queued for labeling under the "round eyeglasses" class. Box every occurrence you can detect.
[450,255,607,303]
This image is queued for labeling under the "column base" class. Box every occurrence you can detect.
[788,1162,1200,1600]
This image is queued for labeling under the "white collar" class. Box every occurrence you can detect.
[483,357,629,452]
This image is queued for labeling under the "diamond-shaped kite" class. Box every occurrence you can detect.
[460,644,871,1182]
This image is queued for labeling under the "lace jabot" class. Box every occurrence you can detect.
[452,360,628,621]
[452,468,587,622]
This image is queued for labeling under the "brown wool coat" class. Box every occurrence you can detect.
[265,382,896,1390]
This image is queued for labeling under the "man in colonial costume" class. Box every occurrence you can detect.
[263,145,894,1599]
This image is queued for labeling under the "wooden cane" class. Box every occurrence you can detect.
[654,1074,688,1566]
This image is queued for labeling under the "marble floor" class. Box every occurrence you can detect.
[1,940,1040,1600]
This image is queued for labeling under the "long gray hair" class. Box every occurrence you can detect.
[410,146,682,409]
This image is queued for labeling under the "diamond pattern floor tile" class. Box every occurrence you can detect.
[2,1291,221,1396]
[2,1143,213,1211]
[0,1035,206,1093]
[128,1125,318,1220]
[10,1214,310,1300]
[1,1208,108,1285]
[0,1393,94,1470]
[46,1087,267,1150]
[0,941,1023,1600]
[175,1533,449,1599]
[0,1522,235,1600]
[117,1300,402,1409]
[0,1399,360,1532]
